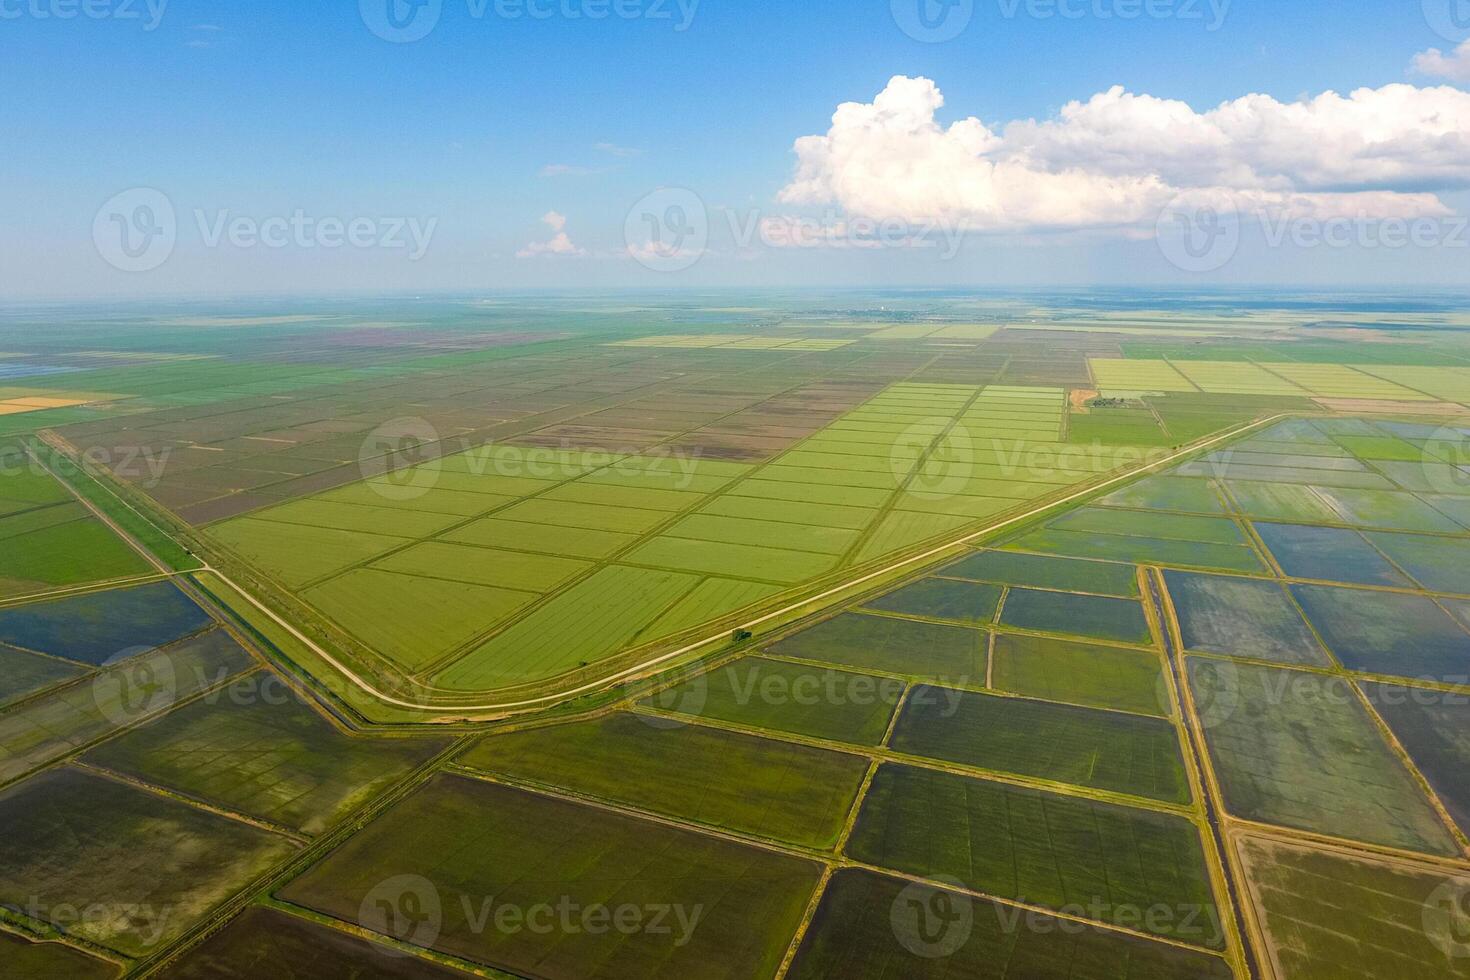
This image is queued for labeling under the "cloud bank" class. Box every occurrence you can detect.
[778,75,1469,234]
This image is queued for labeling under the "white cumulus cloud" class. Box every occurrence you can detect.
[517,211,586,257]
[778,75,1466,235]
[1413,40,1470,83]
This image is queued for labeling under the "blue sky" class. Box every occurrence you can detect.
[3,0,1468,298]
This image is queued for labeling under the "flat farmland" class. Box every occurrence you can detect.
[6,309,1470,978]
[0,928,119,979]
[991,632,1170,716]
[278,774,823,979]
[155,907,482,979]
[1361,681,1470,836]
[1237,835,1470,980]
[196,380,1171,701]
[889,687,1190,804]
[1163,570,1330,667]
[846,764,1224,947]
[766,610,986,683]
[1187,658,1459,855]
[787,869,1235,980]
[0,767,298,957]
[643,655,905,745]
[0,580,212,666]
[458,712,869,848]
[84,678,449,836]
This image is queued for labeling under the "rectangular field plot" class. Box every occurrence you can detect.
[305,569,534,673]
[861,578,1002,625]
[433,565,699,691]
[0,518,153,596]
[1177,460,1395,490]
[0,643,84,708]
[1368,460,1470,495]
[943,549,1139,596]
[1224,480,1342,523]
[156,907,479,979]
[766,611,986,683]
[279,775,822,980]
[1164,570,1329,667]
[1291,584,1470,682]
[237,498,463,538]
[444,517,636,558]
[890,687,1190,804]
[664,513,861,555]
[209,519,411,588]
[84,680,448,836]
[0,767,297,958]
[998,588,1153,646]
[1363,531,1470,594]
[460,712,868,848]
[991,633,1169,716]
[1237,835,1470,980]
[1050,507,1248,546]
[1095,475,1227,514]
[0,929,118,980]
[0,580,212,666]
[1253,522,1412,586]
[625,536,838,585]
[787,868,1234,980]
[1089,359,1198,392]
[644,656,904,745]
[373,541,590,591]
[848,764,1223,947]
[1361,681,1470,837]
[1004,528,1266,573]
[1312,487,1464,532]
[1186,658,1459,855]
